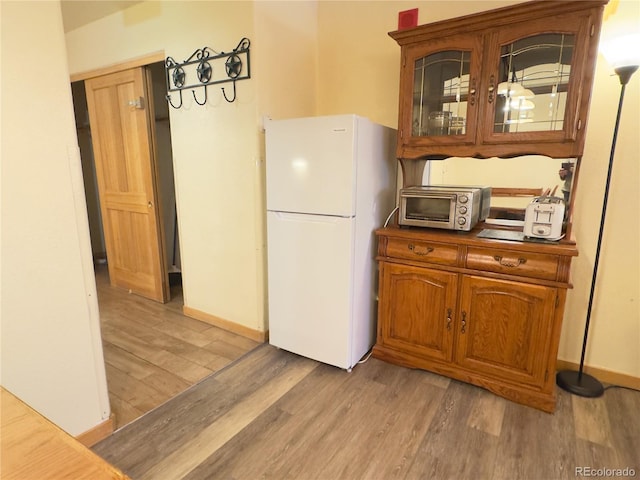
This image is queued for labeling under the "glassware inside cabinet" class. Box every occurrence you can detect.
[412,50,470,137]
[493,33,575,133]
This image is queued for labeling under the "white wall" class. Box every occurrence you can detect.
[0,1,109,435]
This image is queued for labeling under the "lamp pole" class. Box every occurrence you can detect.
[556,64,638,397]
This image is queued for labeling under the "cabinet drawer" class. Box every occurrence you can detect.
[466,247,558,280]
[384,238,458,266]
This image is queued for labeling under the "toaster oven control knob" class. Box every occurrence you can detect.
[459,206,468,214]
[459,195,469,204]
[458,217,467,225]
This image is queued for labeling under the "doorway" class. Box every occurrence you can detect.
[71,61,190,429]
[71,61,260,431]
[72,62,181,292]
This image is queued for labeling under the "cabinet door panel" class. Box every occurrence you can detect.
[480,14,592,145]
[456,276,556,387]
[379,263,457,362]
[401,35,483,149]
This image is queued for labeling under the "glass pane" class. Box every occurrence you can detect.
[493,33,574,133]
[412,50,470,137]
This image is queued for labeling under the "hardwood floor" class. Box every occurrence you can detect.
[96,264,260,430]
[93,344,640,480]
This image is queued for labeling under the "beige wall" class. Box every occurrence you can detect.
[66,1,321,336]
[562,0,639,378]
[0,1,110,435]
[66,1,268,332]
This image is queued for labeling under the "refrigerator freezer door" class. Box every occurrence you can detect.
[267,211,354,369]
[266,115,357,217]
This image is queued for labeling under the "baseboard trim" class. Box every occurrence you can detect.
[183,306,267,343]
[76,413,115,447]
[556,360,640,390]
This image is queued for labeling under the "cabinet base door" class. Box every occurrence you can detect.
[455,275,556,388]
[378,262,457,362]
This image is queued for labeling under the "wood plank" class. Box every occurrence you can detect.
[201,338,256,361]
[604,387,640,469]
[493,389,577,480]
[405,381,499,480]
[189,361,380,479]
[151,319,217,348]
[336,368,448,480]
[144,349,214,384]
[104,364,167,413]
[107,394,144,430]
[93,346,306,474]
[138,359,317,480]
[572,394,614,448]
[466,388,507,437]
[102,342,158,381]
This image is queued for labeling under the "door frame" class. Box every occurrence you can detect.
[73,53,176,302]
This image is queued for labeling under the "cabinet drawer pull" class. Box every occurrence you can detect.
[493,255,527,268]
[446,308,452,331]
[461,311,467,334]
[408,244,434,256]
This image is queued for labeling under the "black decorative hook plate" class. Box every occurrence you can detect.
[165,37,251,108]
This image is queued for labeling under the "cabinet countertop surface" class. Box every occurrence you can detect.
[0,387,129,480]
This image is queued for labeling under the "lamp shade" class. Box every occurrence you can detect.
[599,33,640,69]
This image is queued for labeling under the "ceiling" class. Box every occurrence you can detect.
[60,1,142,32]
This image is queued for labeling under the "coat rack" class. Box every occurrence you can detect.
[165,37,251,108]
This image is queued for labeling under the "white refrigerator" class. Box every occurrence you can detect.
[265,114,397,370]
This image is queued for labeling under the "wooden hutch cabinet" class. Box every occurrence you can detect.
[373,1,606,412]
[392,0,606,163]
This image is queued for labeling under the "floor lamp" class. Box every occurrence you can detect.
[556,35,639,397]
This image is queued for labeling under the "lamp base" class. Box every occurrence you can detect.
[556,370,604,397]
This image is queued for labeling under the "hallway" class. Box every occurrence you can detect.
[95,264,260,430]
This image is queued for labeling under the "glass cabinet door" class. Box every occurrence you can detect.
[492,33,574,133]
[405,38,481,145]
[412,50,470,137]
[481,16,589,145]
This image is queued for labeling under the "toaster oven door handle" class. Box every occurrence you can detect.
[493,255,527,268]
[408,244,434,256]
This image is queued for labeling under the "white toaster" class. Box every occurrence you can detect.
[523,196,565,241]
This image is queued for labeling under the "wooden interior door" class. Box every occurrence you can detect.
[85,67,168,302]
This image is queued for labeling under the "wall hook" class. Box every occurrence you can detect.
[221,82,236,103]
[192,86,208,105]
[166,90,183,109]
[165,38,250,109]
